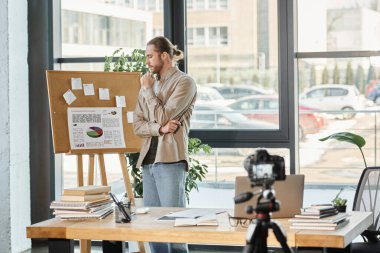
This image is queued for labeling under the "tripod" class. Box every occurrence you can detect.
[238,186,294,253]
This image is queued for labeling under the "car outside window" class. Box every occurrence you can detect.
[306,88,325,98]
[263,100,278,110]
[328,88,348,97]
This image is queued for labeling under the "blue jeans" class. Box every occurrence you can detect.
[143,161,188,253]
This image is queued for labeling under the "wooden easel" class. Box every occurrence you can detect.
[75,152,141,253]
[46,70,144,253]
[75,153,134,204]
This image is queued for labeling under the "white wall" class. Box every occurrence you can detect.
[0,0,30,252]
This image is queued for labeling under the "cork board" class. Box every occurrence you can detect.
[46,70,141,154]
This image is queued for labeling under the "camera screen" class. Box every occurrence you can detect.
[252,164,274,179]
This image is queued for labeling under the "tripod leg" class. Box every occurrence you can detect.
[244,222,269,253]
[269,221,294,253]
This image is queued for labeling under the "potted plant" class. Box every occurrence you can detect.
[331,188,347,212]
[104,48,211,203]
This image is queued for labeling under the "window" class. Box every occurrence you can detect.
[188,0,228,10]
[187,0,281,132]
[298,1,380,52]
[329,88,348,96]
[188,26,228,47]
[306,89,325,98]
[195,27,206,46]
[296,0,380,185]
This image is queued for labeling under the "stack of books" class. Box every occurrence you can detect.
[50,185,113,220]
[289,205,349,230]
[296,204,338,219]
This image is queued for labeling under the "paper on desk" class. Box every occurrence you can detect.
[174,214,218,227]
[164,209,217,218]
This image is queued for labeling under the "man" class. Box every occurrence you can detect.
[133,36,197,253]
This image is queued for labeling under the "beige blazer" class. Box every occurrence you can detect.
[133,67,197,168]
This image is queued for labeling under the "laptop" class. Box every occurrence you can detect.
[234,175,305,219]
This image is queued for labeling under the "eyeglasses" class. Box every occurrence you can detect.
[228,215,253,228]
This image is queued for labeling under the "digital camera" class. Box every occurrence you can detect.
[243,149,286,186]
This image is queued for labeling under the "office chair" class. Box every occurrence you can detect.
[350,167,380,253]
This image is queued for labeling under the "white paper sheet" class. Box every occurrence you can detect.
[83,83,95,96]
[126,112,134,123]
[71,77,83,90]
[164,209,216,218]
[63,89,77,105]
[99,88,110,100]
[67,107,126,150]
[116,96,126,107]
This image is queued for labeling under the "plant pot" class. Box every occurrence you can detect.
[335,205,347,212]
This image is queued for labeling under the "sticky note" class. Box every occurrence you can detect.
[83,83,95,96]
[63,89,77,105]
[116,96,126,107]
[99,88,110,100]
[71,78,82,90]
[127,112,134,123]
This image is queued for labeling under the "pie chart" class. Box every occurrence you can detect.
[87,126,103,138]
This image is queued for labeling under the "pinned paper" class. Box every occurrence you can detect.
[63,89,77,105]
[127,112,134,123]
[71,78,83,90]
[116,96,126,108]
[99,88,110,100]
[83,83,95,96]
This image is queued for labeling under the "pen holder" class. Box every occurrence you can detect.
[114,202,131,223]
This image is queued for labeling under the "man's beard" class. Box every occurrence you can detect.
[150,58,165,74]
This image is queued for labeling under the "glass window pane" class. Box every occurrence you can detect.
[297,57,378,184]
[187,0,279,131]
[61,0,163,57]
[298,0,380,52]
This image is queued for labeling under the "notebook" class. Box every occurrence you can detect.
[234,175,305,219]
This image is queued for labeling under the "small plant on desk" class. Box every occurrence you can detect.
[332,188,347,212]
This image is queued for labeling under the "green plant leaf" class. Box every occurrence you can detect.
[319,132,365,148]
[319,131,367,168]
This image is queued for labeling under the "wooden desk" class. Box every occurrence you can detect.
[26,208,372,252]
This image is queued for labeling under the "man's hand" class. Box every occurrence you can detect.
[159,120,181,134]
[140,72,155,90]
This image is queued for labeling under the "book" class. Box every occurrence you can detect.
[53,203,113,215]
[60,193,108,202]
[63,185,111,196]
[174,214,218,227]
[290,212,348,223]
[299,210,338,217]
[301,205,336,214]
[50,198,112,210]
[56,206,114,220]
[290,218,349,230]
[294,211,339,219]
